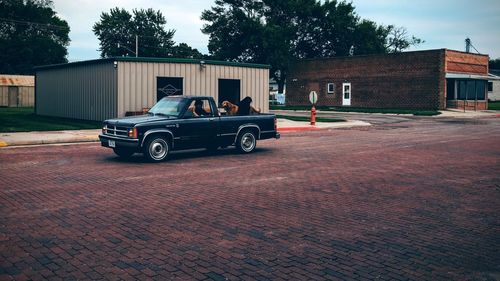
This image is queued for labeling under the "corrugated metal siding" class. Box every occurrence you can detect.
[36,62,117,121]
[0,86,7,106]
[0,86,34,107]
[117,62,269,116]
[19,86,34,106]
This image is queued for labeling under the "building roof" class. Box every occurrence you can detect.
[294,48,488,63]
[488,70,500,81]
[446,73,493,80]
[0,75,35,87]
[489,69,500,76]
[35,57,271,71]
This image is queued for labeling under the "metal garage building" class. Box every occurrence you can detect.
[35,57,270,121]
[0,75,35,107]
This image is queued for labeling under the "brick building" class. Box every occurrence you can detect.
[286,49,489,110]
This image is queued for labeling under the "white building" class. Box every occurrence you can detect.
[488,69,500,101]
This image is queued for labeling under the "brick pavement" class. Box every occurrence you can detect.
[0,117,499,280]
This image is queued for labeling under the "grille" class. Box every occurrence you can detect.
[105,125,129,137]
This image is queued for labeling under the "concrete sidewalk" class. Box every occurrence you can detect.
[0,129,100,147]
[0,119,370,147]
[274,108,500,118]
[435,109,500,118]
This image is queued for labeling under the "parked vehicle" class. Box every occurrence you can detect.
[99,96,280,162]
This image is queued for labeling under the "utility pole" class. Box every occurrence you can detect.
[135,35,138,57]
[465,37,471,53]
[117,35,138,57]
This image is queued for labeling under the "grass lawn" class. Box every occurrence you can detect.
[488,101,500,110]
[0,107,102,133]
[276,114,345,123]
[270,105,441,116]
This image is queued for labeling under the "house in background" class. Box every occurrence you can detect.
[488,69,500,101]
[0,75,35,107]
[269,78,286,105]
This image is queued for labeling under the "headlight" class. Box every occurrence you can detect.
[102,125,107,134]
[128,127,138,138]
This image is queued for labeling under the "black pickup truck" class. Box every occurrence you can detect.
[99,96,280,162]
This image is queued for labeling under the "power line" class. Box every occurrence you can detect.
[0,17,69,31]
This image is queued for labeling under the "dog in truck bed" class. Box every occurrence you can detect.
[221,98,261,116]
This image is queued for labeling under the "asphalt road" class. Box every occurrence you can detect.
[1,115,499,280]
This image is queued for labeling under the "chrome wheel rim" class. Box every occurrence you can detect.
[149,139,168,160]
[241,133,255,152]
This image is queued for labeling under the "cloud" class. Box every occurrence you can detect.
[53,0,212,61]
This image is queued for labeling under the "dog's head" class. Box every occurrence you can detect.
[221,101,231,110]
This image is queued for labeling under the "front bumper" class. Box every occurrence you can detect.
[99,134,139,149]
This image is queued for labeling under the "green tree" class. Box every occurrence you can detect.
[0,0,70,74]
[385,25,424,53]
[489,58,500,69]
[170,43,204,59]
[93,8,175,58]
[201,0,423,92]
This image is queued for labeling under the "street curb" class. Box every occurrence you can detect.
[278,127,321,133]
[0,135,100,148]
[0,138,99,147]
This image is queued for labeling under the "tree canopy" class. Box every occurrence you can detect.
[0,0,70,74]
[170,43,204,59]
[489,58,500,70]
[93,8,176,58]
[201,0,423,92]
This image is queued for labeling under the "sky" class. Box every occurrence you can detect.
[53,0,500,62]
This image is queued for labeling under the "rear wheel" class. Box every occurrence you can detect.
[143,136,170,162]
[113,147,135,158]
[236,129,257,153]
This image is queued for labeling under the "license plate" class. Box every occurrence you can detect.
[108,140,116,148]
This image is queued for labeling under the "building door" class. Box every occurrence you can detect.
[342,83,351,106]
[8,86,18,107]
[218,79,240,106]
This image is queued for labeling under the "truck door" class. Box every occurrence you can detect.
[177,98,218,149]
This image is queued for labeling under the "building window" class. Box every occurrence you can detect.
[488,82,493,92]
[456,80,486,101]
[476,81,485,100]
[327,83,335,94]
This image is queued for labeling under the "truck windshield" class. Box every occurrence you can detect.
[148,98,188,117]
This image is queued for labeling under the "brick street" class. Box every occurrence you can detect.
[1,116,499,280]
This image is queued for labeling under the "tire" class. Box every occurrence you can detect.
[143,135,170,162]
[236,129,257,153]
[113,147,135,158]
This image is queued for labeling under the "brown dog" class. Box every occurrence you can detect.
[221,100,261,115]
[221,101,239,115]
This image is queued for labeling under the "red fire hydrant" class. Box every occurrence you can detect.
[310,105,316,125]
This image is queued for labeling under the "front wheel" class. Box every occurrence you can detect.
[143,136,170,162]
[236,130,257,153]
[113,147,135,158]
